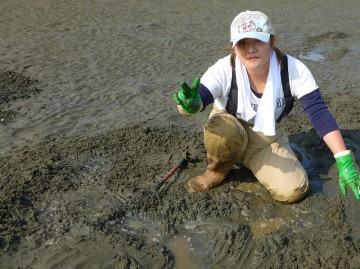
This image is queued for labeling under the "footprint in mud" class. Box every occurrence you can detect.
[299,31,350,62]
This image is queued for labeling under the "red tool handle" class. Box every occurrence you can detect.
[162,164,180,182]
[153,155,188,191]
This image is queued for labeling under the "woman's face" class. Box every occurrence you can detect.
[234,38,272,73]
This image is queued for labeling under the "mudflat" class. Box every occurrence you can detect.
[1,0,360,268]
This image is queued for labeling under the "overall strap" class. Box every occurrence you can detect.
[226,54,294,123]
[225,56,238,117]
[276,54,294,123]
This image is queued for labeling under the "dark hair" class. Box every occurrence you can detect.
[230,35,283,68]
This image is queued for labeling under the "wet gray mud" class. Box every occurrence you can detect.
[1,71,360,269]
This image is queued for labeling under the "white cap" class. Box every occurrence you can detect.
[230,10,275,48]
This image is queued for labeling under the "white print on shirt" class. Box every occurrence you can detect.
[251,97,285,112]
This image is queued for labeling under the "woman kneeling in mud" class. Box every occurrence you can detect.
[173,10,360,203]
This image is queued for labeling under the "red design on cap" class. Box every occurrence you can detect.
[239,20,256,33]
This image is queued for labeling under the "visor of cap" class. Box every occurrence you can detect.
[231,32,270,48]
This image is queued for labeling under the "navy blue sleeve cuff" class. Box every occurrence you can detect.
[199,83,214,111]
[299,89,339,137]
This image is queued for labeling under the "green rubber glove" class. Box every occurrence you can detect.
[172,78,201,114]
[335,150,360,200]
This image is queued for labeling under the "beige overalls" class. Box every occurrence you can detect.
[194,108,309,203]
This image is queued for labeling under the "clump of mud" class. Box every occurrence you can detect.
[0,70,41,120]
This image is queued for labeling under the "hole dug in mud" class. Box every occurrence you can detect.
[299,31,350,62]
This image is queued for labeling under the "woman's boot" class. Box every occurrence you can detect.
[188,111,247,192]
[188,157,234,192]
